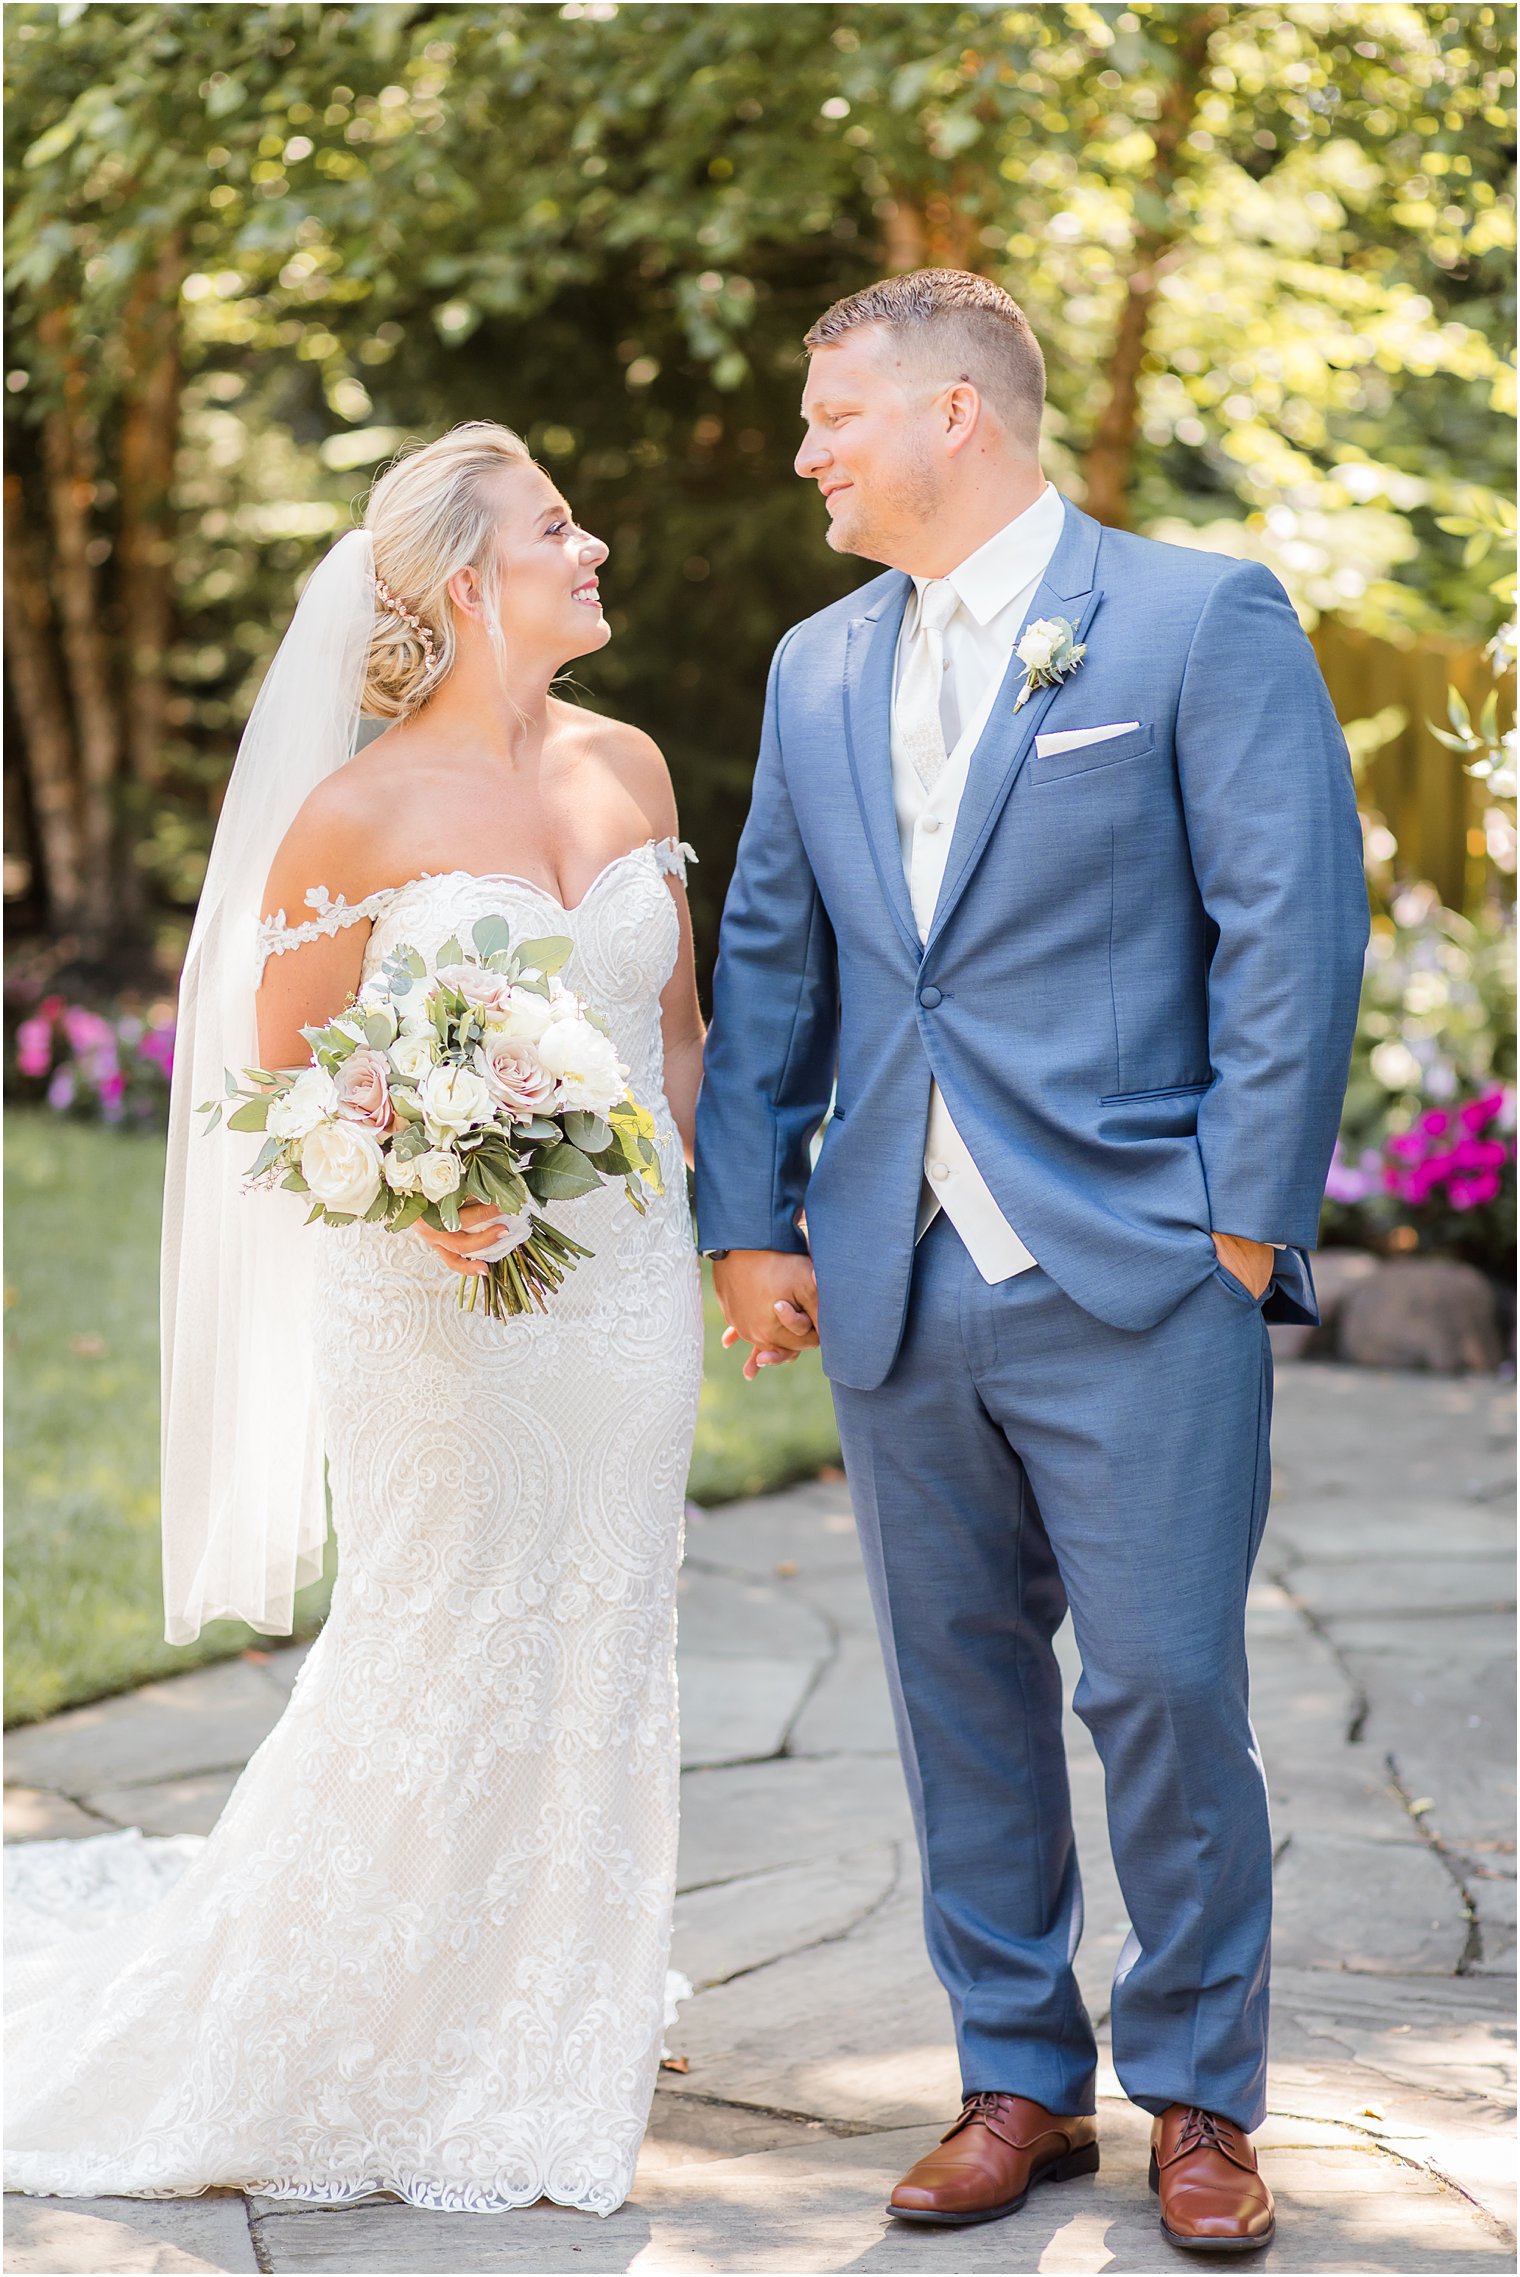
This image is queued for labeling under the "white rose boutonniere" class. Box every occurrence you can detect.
[1013,615,1087,711]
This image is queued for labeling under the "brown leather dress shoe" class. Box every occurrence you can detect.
[889,2092,1099,2227]
[1150,2105,1276,2253]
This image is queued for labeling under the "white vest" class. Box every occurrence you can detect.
[888,481,1065,1283]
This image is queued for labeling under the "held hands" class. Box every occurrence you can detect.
[713,1250,820,1382]
[1212,1230,1276,1300]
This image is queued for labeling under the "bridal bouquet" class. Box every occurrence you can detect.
[203,916,663,1320]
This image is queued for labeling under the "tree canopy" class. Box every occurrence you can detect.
[5,2,1514,965]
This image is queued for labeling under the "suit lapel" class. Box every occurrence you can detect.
[841,575,922,959]
[925,497,1105,949]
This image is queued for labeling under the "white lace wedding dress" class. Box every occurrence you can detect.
[5,838,704,2216]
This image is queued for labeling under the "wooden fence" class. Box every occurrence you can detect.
[1312,620,1510,914]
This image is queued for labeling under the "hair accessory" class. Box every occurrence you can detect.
[372,574,437,667]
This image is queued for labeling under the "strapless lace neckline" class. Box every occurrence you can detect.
[255,837,696,986]
[393,837,693,918]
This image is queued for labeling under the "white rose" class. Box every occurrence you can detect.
[420,1061,495,1143]
[479,985,557,1046]
[268,1064,338,1141]
[1017,620,1061,672]
[416,1147,462,1202]
[389,1031,438,1082]
[535,1015,628,1117]
[397,996,437,1037]
[300,1120,383,1216]
[384,1150,423,1194]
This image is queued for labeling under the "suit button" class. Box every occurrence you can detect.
[927,1159,950,1182]
[918,985,942,1009]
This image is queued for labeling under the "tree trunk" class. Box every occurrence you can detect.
[118,238,184,796]
[3,470,86,931]
[1081,7,1224,527]
[881,172,991,276]
[37,311,123,932]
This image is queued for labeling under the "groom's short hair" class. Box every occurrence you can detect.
[804,269,1045,447]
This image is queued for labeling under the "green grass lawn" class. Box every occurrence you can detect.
[4,1111,840,1726]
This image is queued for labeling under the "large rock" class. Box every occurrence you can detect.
[1336,1258,1503,1374]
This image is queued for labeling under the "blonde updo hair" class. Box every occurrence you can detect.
[361,421,534,719]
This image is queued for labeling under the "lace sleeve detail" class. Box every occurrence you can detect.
[255,885,393,985]
[651,838,697,887]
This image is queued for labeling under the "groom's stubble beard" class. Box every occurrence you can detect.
[823,431,946,570]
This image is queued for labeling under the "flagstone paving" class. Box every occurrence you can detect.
[6,1360,1514,2274]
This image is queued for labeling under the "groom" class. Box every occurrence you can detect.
[695,270,1368,2252]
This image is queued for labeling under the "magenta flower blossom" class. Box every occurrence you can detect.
[15,1016,52,1079]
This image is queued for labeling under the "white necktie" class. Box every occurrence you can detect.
[898,579,960,791]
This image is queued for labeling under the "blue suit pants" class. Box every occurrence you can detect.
[828,1212,1276,2129]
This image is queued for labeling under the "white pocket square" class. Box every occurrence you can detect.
[1035,720,1140,759]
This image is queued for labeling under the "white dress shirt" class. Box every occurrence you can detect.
[890,479,1066,1282]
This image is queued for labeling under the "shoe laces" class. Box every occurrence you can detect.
[962,2091,1016,2123]
[1177,2106,1234,2157]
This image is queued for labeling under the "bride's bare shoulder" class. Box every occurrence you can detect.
[262,724,435,909]
[556,701,677,838]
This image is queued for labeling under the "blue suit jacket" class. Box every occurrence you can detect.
[695,495,1370,1391]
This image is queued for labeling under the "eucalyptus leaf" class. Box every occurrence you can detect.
[471,914,512,958]
[227,1097,272,1133]
[364,1013,395,1050]
[525,1140,602,1202]
[512,935,572,979]
[436,935,464,968]
[224,1068,240,1095]
[562,1110,613,1153]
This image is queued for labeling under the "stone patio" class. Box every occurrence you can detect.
[5,1360,1515,2274]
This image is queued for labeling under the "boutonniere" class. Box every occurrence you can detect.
[1013,616,1087,711]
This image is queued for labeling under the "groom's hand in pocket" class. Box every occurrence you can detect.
[1212,1230,1276,1299]
[713,1251,819,1382]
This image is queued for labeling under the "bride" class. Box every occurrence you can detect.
[5,422,706,2215]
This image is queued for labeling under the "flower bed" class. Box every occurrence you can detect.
[8,995,176,1125]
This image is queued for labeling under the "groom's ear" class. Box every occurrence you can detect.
[941,380,987,455]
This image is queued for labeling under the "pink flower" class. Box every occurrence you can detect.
[46,1066,75,1110]
[1459,1094,1504,1133]
[1418,1108,1450,1136]
[1449,1137,1509,1173]
[138,1022,175,1077]
[61,1006,113,1054]
[1448,1174,1501,1211]
[1386,1131,1424,1162]
[1325,1144,1375,1204]
[15,1015,53,1078]
[474,1037,558,1121]
[332,1047,395,1135]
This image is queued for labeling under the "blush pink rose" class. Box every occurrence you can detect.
[474,1038,559,1121]
[332,1046,395,1134]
